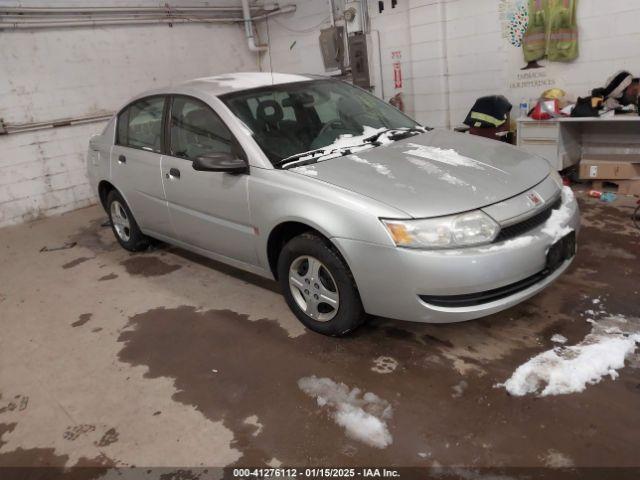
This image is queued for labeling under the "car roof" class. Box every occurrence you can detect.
[181,72,316,96]
[133,72,317,101]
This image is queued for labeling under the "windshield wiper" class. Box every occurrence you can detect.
[275,126,430,170]
[275,144,369,169]
[363,126,430,145]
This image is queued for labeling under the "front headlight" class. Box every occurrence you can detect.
[548,169,564,190]
[381,210,500,249]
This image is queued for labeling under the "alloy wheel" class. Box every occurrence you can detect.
[288,255,339,322]
[110,200,131,242]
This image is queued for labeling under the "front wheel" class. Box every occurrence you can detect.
[277,233,366,336]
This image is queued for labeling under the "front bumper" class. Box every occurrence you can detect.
[333,188,580,323]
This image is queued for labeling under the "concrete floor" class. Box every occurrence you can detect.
[0,190,639,472]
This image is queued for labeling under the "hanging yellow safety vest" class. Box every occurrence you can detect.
[522,0,578,63]
[547,0,578,62]
[522,0,547,63]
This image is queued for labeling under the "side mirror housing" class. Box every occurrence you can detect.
[193,153,248,174]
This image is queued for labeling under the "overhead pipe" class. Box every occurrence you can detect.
[0,4,296,31]
[241,0,268,52]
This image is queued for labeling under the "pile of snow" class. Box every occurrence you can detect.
[498,314,640,396]
[298,376,393,448]
[551,334,568,344]
[541,186,575,242]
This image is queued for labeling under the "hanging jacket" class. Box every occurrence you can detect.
[522,0,548,62]
[522,0,578,63]
[547,0,578,62]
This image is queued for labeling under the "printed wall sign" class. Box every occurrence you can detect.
[391,51,402,89]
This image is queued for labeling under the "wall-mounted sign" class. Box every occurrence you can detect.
[393,63,402,89]
[391,51,402,89]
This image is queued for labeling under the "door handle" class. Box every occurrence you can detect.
[118,154,126,164]
[166,168,181,179]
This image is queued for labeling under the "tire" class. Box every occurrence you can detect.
[106,190,150,252]
[277,232,366,336]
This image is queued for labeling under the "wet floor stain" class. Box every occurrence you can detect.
[116,292,640,468]
[69,218,119,254]
[62,257,92,269]
[120,256,181,277]
[98,273,118,281]
[0,395,29,414]
[63,424,95,441]
[95,428,119,447]
[71,313,92,328]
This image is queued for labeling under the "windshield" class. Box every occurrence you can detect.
[220,79,421,165]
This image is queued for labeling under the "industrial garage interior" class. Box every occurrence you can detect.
[1,0,640,478]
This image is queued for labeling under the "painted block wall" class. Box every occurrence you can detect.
[0,5,255,227]
[260,0,640,129]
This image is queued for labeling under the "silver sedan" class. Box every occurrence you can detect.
[87,73,579,336]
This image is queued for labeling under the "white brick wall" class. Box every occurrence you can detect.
[0,3,254,228]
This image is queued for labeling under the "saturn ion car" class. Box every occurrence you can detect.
[87,72,579,336]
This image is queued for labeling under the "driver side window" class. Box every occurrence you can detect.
[169,97,234,161]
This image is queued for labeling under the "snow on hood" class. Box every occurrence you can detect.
[497,304,640,397]
[298,376,393,449]
[287,129,552,218]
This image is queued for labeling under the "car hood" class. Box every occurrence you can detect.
[288,129,551,218]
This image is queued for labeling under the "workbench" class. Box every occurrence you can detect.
[517,116,640,171]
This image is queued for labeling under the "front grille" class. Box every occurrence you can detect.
[494,196,562,243]
[419,269,551,308]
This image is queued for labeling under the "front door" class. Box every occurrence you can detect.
[161,95,257,265]
[111,96,172,237]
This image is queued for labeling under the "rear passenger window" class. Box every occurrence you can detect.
[117,96,165,153]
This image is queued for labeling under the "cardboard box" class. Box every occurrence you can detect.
[579,156,640,180]
[617,179,640,196]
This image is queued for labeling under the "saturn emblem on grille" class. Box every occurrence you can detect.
[526,191,544,208]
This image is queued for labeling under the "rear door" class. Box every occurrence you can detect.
[111,96,173,237]
[161,95,257,265]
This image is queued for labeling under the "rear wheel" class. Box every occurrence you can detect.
[277,233,366,336]
[106,190,150,252]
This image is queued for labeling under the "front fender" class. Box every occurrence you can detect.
[249,168,405,270]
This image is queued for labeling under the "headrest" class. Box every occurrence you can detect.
[257,100,283,124]
[183,109,212,132]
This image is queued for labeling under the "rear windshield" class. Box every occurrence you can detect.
[220,79,419,164]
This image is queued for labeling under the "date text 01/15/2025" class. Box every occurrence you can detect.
[231,468,400,478]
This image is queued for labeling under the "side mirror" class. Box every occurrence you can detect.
[192,153,247,174]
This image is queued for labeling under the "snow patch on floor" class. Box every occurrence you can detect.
[541,449,575,468]
[551,334,568,344]
[298,376,393,449]
[371,356,398,374]
[497,314,640,396]
[451,380,468,398]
